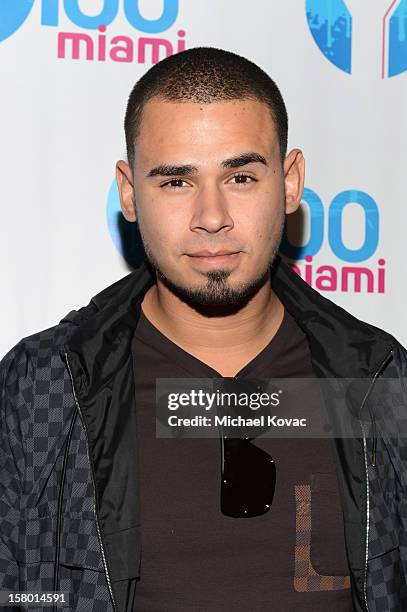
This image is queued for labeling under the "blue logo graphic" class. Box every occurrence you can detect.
[0,0,179,41]
[107,180,123,256]
[389,0,407,77]
[306,0,352,73]
[280,188,379,262]
[0,0,35,42]
[306,0,407,77]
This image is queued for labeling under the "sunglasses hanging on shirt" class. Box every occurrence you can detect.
[215,377,277,518]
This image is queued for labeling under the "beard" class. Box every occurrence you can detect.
[137,213,285,310]
[154,265,269,308]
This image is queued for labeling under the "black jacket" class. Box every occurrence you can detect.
[1,254,406,611]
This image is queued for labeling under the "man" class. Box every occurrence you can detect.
[1,47,406,612]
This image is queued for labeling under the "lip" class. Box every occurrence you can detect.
[188,250,239,257]
[186,251,241,267]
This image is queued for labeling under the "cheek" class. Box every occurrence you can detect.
[138,203,187,252]
[241,203,281,240]
[139,192,184,226]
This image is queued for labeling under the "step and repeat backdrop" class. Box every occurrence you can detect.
[1,0,406,357]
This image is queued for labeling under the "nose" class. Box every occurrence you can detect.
[190,182,234,233]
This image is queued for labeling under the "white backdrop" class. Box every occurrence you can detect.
[1,0,406,358]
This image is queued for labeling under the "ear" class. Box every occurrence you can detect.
[283,149,305,215]
[116,160,137,222]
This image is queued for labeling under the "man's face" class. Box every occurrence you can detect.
[117,98,304,306]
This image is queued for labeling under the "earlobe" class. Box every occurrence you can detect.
[283,149,305,215]
[116,160,137,222]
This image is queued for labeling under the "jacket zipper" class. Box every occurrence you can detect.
[359,348,393,612]
[64,352,117,612]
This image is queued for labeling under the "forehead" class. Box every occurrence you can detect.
[135,98,278,163]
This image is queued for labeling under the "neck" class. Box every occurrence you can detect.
[140,271,284,359]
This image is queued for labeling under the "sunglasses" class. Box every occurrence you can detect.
[217,378,277,518]
[221,436,276,518]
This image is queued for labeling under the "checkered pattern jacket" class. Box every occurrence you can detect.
[1,255,407,611]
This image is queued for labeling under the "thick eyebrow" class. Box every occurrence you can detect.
[221,152,268,169]
[147,164,198,178]
[146,151,268,178]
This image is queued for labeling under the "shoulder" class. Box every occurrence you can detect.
[0,266,144,398]
[0,304,93,410]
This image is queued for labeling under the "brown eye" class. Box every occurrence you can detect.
[231,173,255,184]
[162,179,187,189]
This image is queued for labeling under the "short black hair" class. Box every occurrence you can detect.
[124,46,288,170]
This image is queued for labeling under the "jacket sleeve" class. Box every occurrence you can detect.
[0,343,27,591]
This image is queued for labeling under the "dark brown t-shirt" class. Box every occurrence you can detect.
[131,305,353,611]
